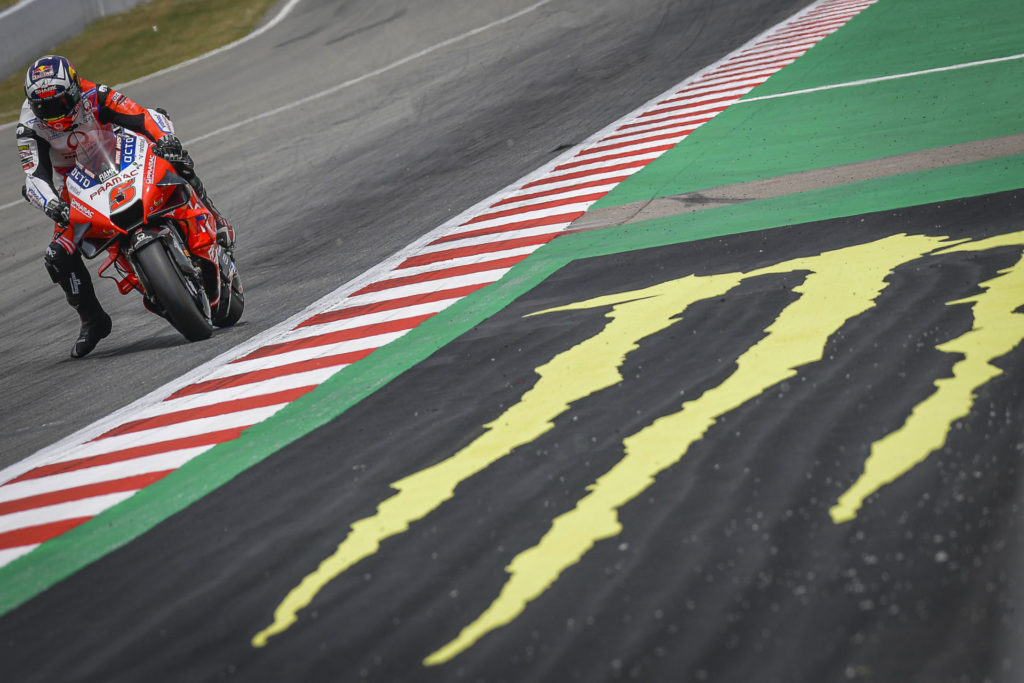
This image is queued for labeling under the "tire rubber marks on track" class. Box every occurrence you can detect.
[0,0,878,566]
[255,228,1024,661]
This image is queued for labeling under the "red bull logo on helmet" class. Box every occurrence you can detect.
[31,64,54,81]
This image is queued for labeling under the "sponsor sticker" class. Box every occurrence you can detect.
[70,198,93,219]
[120,136,136,169]
[68,166,95,188]
[31,64,54,80]
[151,110,173,134]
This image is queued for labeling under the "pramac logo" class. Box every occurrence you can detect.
[252,228,1024,661]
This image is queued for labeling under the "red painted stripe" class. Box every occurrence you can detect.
[0,517,91,551]
[577,131,690,157]
[0,470,172,516]
[356,255,529,295]
[524,160,651,188]
[729,43,815,69]
[297,284,486,328]
[767,18,843,36]
[666,78,764,100]
[638,93,743,119]
[401,235,557,269]
[494,176,631,207]
[616,106,729,132]
[94,386,316,438]
[9,429,245,483]
[239,316,431,360]
[605,114,717,141]
[657,78,769,106]
[469,192,607,225]
[719,47,810,74]
[170,349,375,398]
[694,57,796,85]
[430,212,582,245]
[554,144,677,173]
[761,19,845,42]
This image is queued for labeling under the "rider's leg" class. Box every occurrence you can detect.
[44,233,111,358]
[176,164,234,249]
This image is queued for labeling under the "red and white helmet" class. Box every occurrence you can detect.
[25,55,83,131]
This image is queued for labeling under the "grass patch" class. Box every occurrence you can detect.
[0,0,280,121]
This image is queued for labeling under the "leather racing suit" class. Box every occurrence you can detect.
[17,79,229,357]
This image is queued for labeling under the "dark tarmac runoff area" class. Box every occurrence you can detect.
[2,0,1024,681]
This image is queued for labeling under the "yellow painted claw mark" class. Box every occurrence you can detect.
[425,234,947,664]
[831,232,1024,522]
[251,273,743,648]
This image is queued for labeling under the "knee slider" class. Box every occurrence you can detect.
[44,241,74,283]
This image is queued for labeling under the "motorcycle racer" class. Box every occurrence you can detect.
[16,54,234,358]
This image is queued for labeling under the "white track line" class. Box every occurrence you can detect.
[741,52,1024,103]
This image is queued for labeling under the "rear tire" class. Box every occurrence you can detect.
[136,241,213,341]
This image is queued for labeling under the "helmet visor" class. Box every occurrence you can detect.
[30,89,80,122]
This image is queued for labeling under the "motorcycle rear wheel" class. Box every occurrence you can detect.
[136,241,213,342]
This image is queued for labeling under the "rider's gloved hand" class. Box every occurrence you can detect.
[154,134,194,171]
[44,198,70,227]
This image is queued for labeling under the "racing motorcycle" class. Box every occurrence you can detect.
[63,127,243,341]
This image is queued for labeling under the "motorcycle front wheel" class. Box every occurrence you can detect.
[136,241,214,342]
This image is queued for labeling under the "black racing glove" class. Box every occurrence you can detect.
[44,198,70,227]
[154,134,194,173]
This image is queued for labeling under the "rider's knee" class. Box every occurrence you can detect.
[43,241,75,283]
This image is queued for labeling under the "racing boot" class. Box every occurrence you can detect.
[70,300,112,359]
[45,243,112,358]
[47,248,112,358]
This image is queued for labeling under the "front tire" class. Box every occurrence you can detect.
[136,241,213,341]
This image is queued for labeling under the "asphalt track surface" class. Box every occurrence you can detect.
[0,0,809,468]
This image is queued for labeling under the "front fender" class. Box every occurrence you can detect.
[128,223,197,294]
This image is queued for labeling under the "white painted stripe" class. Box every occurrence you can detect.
[413,226,564,255]
[693,63,793,89]
[450,201,596,234]
[0,491,135,534]
[0,448,211,504]
[364,252,536,287]
[221,330,407,375]
[274,297,460,338]
[637,95,752,122]
[741,52,1024,103]
[548,151,667,177]
[518,167,647,194]
[153,368,344,412]
[719,45,817,71]
[737,38,819,61]
[578,135,690,158]
[649,85,755,111]
[663,75,774,102]
[492,186,621,212]
[0,545,39,569]
[54,405,287,464]
[607,117,709,142]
